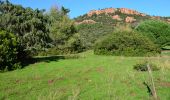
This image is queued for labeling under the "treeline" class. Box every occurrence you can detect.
[0,0,83,71]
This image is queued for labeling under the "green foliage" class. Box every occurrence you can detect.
[75,13,118,25]
[162,46,170,50]
[37,33,84,56]
[66,33,85,53]
[94,29,160,56]
[0,30,20,71]
[135,20,170,48]
[45,7,79,54]
[49,7,75,39]
[76,23,114,49]
[133,62,159,71]
[49,16,76,45]
[0,0,51,53]
[74,9,153,50]
[61,6,70,15]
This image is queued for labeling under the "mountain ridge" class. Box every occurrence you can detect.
[75,7,170,25]
[87,8,147,17]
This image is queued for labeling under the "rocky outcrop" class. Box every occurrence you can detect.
[141,13,147,17]
[112,15,122,21]
[151,16,161,20]
[125,16,136,23]
[167,19,170,22]
[87,8,146,17]
[87,8,117,17]
[75,20,96,25]
[119,8,146,16]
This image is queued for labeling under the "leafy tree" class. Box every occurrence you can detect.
[66,33,84,53]
[61,6,70,15]
[0,30,20,71]
[135,20,170,48]
[47,6,77,53]
[0,0,51,54]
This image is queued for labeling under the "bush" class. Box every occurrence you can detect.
[133,62,159,71]
[94,30,160,56]
[135,20,170,48]
[66,33,85,53]
[0,30,21,71]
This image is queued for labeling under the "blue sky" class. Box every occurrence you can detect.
[9,0,170,18]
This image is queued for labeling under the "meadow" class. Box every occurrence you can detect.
[1,1,170,100]
[0,51,170,100]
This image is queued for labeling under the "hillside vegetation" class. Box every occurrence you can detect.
[75,8,170,25]
[74,8,170,50]
[0,1,170,99]
[136,20,170,48]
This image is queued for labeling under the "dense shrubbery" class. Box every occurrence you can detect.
[0,1,51,53]
[76,23,114,49]
[133,62,159,71]
[94,29,160,56]
[135,20,170,48]
[0,30,20,71]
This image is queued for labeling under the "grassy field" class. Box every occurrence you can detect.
[0,51,170,100]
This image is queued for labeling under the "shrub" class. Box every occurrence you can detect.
[0,30,21,71]
[66,33,85,53]
[135,20,170,48]
[133,62,159,71]
[94,30,160,56]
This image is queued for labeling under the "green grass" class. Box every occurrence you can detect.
[0,51,170,100]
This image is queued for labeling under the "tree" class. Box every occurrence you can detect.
[61,6,70,15]
[135,20,170,48]
[48,6,77,48]
[0,30,20,71]
[0,0,51,54]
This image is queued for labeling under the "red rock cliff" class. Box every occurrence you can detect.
[87,8,146,17]
[88,8,117,17]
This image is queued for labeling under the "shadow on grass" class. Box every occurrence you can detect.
[21,55,65,67]
[143,82,152,96]
[0,56,68,72]
[21,54,80,67]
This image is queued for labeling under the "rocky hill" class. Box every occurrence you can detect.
[74,8,170,49]
[74,8,170,25]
